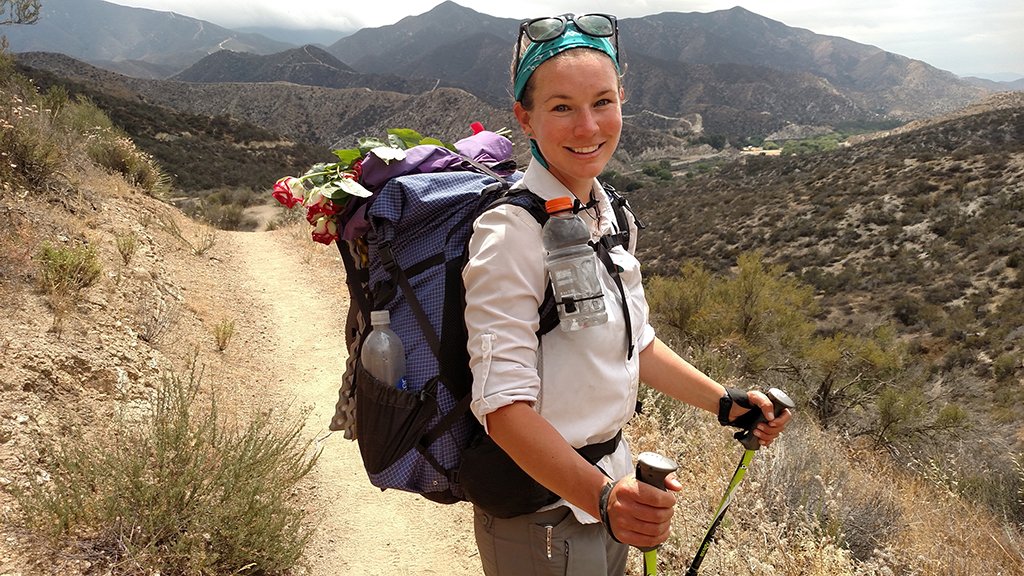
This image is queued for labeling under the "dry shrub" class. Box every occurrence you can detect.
[0,207,40,292]
[625,389,864,575]
[894,473,1024,576]
[14,360,319,574]
[622,387,1024,575]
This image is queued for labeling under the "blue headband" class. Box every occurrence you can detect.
[513,24,619,102]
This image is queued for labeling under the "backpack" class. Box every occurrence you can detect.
[328,137,640,504]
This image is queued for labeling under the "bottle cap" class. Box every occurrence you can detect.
[545,196,574,215]
[370,310,390,326]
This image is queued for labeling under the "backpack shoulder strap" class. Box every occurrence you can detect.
[600,183,645,253]
[480,188,560,337]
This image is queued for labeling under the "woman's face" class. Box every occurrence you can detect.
[514,50,623,199]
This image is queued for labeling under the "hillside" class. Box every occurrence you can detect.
[14,52,516,152]
[15,60,328,197]
[627,93,1024,456]
[173,45,437,95]
[1,0,291,72]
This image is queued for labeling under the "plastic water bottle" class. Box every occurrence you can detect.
[542,196,607,331]
[360,310,408,390]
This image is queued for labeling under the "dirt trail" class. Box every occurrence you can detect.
[228,229,479,575]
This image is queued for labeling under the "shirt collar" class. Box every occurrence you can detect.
[517,158,614,235]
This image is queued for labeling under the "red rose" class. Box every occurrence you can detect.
[311,216,339,245]
[304,190,338,224]
[272,177,302,208]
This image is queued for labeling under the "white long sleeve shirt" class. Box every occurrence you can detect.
[463,160,656,523]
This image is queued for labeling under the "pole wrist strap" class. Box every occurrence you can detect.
[718,387,753,426]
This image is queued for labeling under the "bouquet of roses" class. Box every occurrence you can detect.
[272,128,458,245]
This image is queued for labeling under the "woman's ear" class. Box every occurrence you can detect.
[513,101,531,134]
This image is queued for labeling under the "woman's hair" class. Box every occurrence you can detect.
[511,45,624,110]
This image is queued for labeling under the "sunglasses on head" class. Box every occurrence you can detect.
[514,13,620,75]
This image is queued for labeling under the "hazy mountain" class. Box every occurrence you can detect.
[964,76,1024,91]
[619,8,987,120]
[324,2,988,122]
[1,0,292,73]
[172,45,436,94]
[6,0,997,137]
[14,52,516,152]
[235,26,351,47]
[326,1,517,73]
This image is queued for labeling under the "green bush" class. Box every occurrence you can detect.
[993,353,1020,382]
[85,128,169,195]
[0,84,64,189]
[36,242,102,294]
[15,362,318,574]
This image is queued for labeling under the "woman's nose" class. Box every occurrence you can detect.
[575,108,599,136]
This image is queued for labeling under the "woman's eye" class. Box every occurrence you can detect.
[553,104,570,112]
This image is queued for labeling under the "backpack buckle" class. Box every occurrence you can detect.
[378,241,397,274]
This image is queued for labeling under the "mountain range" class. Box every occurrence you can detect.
[6,0,1013,133]
[10,0,1021,172]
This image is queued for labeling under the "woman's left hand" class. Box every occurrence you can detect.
[740,389,793,447]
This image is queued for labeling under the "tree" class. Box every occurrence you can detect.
[1,0,40,25]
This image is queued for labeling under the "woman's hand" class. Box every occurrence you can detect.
[732,389,793,447]
[604,473,682,548]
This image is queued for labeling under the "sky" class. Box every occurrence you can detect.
[107,0,1023,80]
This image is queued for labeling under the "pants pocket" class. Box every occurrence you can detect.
[527,508,573,576]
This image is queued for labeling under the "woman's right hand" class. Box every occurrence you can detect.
[605,473,681,548]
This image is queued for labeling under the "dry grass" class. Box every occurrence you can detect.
[625,387,1024,575]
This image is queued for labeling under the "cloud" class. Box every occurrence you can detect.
[113,0,362,30]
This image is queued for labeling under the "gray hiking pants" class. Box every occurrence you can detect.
[473,505,629,576]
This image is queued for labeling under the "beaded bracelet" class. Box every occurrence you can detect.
[598,480,621,543]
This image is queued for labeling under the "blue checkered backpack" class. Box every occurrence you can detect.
[331,157,557,503]
[331,150,640,504]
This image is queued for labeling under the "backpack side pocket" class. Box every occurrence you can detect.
[355,362,438,475]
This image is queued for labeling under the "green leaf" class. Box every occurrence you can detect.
[419,137,456,152]
[369,146,407,165]
[388,128,425,149]
[357,137,388,155]
[333,177,373,198]
[331,148,362,168]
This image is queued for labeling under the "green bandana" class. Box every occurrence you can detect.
[513,24,619,102]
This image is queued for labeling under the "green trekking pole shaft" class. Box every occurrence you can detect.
[636,452,679,576]
[686,388,795,576]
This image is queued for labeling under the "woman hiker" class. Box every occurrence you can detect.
[461,12,793,576]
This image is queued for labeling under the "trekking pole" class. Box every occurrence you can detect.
[636,452,679,576]
[686,388,795,576]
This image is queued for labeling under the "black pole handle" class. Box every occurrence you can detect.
[735,387,795,450]
[635,452,678,553]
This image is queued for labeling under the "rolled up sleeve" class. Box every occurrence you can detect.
[463,204,548,431]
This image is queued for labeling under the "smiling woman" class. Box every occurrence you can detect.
[458,10,792,576]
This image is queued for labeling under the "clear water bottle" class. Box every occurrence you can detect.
[360,310,408,390]
[542,196,607,331]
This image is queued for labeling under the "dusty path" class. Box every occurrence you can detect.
[228,228,479,575]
